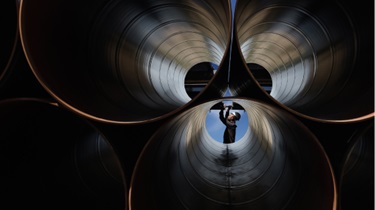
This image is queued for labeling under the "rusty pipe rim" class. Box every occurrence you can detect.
[129,98,337,210]
[234,0,374,122]
[19,0,232,124]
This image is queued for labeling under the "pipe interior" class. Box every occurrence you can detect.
[19,0,231,123]
[0,0,19,84]
[234,0,374,121]
[130,98,336,210]
[0,99,126,210]
[339,123,374,209]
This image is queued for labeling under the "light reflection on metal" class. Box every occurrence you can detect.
[11,0,373,209]
[130,98,337,210]
[0,0,19,88]
[19,0,231,123]
[233,0,374,122]
[339,123,374,210]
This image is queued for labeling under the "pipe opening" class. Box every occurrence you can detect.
[205,101,248,143]
[234,0,374,121]
[184,62,218,99]
[0,98,127,210]
[19,0,231,123]
[130,98,336,210]
[247,63,272,94]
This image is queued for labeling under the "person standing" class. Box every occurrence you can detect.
[219,103,241,144]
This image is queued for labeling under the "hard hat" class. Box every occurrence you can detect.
[231,112,241,120]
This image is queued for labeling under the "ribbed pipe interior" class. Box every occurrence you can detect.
[0,98,126,210]
[19,0,231,123]
[234,0,374,121]
[339,123,374,209]
[130,98,336,210]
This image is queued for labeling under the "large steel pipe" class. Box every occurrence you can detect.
[130,98,337,210]
[233,0,374,121]
[338,123,374,210]
[0,0,19,88]
[0,98,126,210]
[19,0,231,123]
[0,0,52,99]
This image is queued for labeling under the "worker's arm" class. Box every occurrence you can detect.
[219,104,232,125]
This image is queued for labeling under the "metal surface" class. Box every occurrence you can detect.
[19,0,231,123]
[130,98,337,210]
[0,0,52,99]
[338,123,374,210]
[0,0,19,87]
[7,0,374,209]
[233,0,374,121]
[0,98,126,210]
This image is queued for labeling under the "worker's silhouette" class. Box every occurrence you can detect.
[219,102,241,144]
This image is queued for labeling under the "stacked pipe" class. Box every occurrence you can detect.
[0,0,373,209]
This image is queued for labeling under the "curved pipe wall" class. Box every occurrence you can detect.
[9,0,372,209]
[0,0,19,88]
[0,98,126,210]
[130,98,337,210]
[0,0,50,99]
[338,123,374,210]
[19,0,231,123]
[233,0,374,121]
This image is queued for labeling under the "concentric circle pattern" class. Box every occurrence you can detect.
[130,99,336,209]
[233,0,373,121]
[0,0,373,210]
[19,0,231,123]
